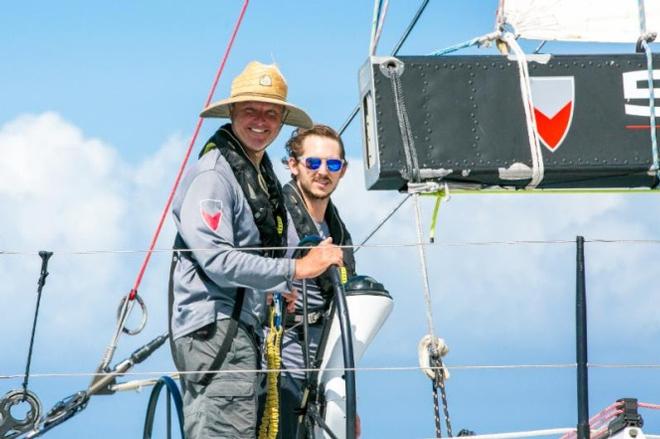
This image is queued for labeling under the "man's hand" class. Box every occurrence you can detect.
[266,291,298,314]
[282,289,298,314]
[293,237,344,280]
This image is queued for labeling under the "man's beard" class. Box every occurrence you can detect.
[299,178,333,201]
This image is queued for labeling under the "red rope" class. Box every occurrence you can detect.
[128,0,250,300]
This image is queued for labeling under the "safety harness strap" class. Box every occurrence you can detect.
[167,235,245,387]
[201,125,288,257]
[198,289,245,386]
[283,181,356,300]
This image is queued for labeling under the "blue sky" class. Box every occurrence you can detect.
[2,1,660,438]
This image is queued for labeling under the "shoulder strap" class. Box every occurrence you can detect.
[283,181,357,300]
[201,124,287,257]
[282,180,320,240]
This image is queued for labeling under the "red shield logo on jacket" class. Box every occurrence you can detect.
[530,76,575,152]
[200,199,223,232]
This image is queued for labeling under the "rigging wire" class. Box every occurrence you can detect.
[96,0,251,373]
[354,193,411,253]
[21,252,53,399]
[339,0,431,136]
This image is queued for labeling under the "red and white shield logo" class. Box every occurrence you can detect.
[200,199,223,232]
[530,77,575,152]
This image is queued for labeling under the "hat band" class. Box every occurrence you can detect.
[231,91,287,102]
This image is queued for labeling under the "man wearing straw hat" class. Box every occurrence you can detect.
[169,61,343,438]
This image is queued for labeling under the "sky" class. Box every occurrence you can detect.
[2,1,660,438]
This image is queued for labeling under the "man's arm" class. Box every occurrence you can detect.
[177,170,294,292]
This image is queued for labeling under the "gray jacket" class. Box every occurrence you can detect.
[170,147,295,340]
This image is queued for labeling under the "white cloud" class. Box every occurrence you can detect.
[0,113,182,373]
[0,113,127,251]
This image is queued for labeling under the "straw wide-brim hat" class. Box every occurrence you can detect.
[200,61,313,128]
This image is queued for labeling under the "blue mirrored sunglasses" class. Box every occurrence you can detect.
[300,157,344,172]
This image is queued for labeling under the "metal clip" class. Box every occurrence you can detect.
[116,293,148,336]
[0,389,42,439]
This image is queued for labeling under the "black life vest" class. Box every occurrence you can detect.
[200,124,287,257]
[283,180,356,300]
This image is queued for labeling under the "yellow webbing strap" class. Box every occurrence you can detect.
[428,191,444,243]
[200,141,216,156]
[258,305,283,439]
[276,215,284,236]
[339,266,348,284]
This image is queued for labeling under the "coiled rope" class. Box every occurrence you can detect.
[259,296,284,439]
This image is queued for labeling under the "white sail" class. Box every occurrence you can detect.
[496,0,660,43]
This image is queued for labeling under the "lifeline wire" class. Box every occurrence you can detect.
[10,361,660,385]
[97,0,251,373]
[12,237,660,257]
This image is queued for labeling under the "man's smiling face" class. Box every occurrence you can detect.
[231,101,284,162]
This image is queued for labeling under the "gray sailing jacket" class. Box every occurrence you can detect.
[170,147,295,340]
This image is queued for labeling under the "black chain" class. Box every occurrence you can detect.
[22,251,53,399]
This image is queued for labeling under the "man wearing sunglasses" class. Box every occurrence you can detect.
[275,124,360,438]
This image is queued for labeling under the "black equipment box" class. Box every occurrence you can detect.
[358,54,660,191]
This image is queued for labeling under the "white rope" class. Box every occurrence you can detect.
[502,32,545,189]
[637,0,660,174]
[418,335,450,379]
[369,0,390,55]
[368,0,381,55]
[412,193,439,345]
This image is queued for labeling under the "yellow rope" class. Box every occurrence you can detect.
[258,304,283,439]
